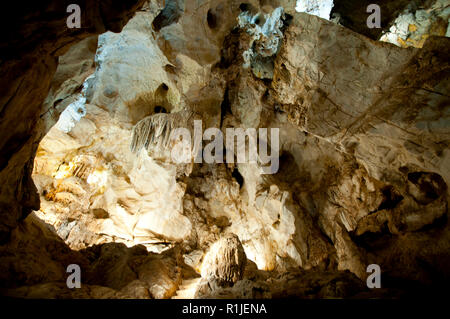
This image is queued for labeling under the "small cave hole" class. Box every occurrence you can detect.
[253,14,265,26]
[261,89,270,102]
[418,213,448,232]
[351,222,393,251]
[399,166,409,174]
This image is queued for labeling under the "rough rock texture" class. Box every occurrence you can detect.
[195,266,369,299]
[1,0,449,299]
[380,0,450,48]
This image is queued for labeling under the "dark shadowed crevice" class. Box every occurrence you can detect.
[154,105,167,113]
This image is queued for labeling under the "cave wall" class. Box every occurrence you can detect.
[331,0,431,40]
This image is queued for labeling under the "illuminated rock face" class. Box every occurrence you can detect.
[1,0,450,299]
[201,234,247,286]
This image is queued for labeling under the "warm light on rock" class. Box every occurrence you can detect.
[0,0,448,301]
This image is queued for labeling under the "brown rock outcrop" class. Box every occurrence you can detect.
[0,0,147,243]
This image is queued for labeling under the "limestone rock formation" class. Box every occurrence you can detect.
[0,0,147,243]
[200,234,247,286]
